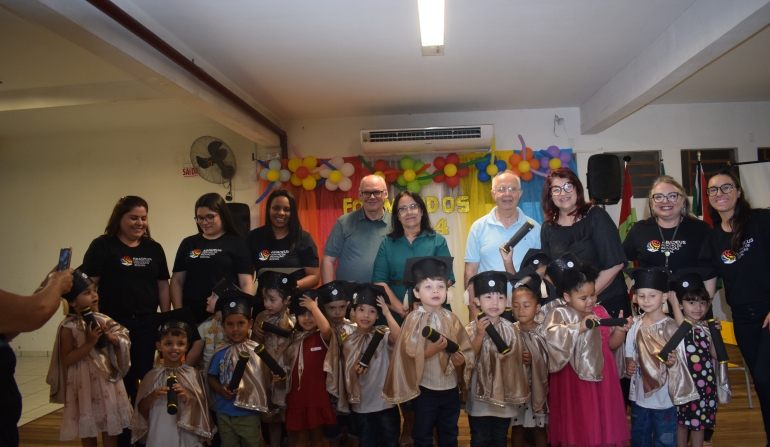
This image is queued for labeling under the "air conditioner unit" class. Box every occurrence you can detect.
[360,125,494,156]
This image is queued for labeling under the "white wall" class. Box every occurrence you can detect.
[0,118,260,353]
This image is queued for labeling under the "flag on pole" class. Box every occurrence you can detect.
[618,160,637,242]
[692,159,713,228]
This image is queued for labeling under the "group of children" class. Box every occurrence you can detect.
[47,249,732,447]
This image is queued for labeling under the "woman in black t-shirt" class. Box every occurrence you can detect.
[700,169,770,442]
[540,168,630,317]
[247,190,319,312]
[171,193,253,325]
[82,196,171,436]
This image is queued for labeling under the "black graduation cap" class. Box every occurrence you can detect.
[212,278,239,298]
[669,268,713,298]
[350,283,390,315]
[521,249,552,271]
[62,266,94,301]
[153,307,201,346]
[402,256,453,285]
[317,280,356,305]
[545,252,582,286]
[510,267,543,300]
[623,267,670,293]
[468,271,515,296]
[220,294,254,321]
[289,289,322,316]
[258,270,299,295]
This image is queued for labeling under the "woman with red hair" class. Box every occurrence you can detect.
[540,168,630,317]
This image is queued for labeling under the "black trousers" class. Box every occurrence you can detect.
[0,336,21,447]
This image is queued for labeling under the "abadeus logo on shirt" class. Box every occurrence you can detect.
[120,256,133,266]
[646,240,661,252]
[190,249,202,258]
[258,250,270,261]
[721,250,737,264]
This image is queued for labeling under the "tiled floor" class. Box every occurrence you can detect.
[14,355,63,427]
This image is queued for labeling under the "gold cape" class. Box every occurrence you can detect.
[537,305,603,381]
[129,364,215,444]
[382,307,474,404]
[253,310,295,358]
[273,329,349,414]
[342,326,390,405]
[465,319,530,407]
[691,321,731,404]
[516,323,550,416]
[631,315,699,405]
[210,339,278,414]
[47,312,131,404]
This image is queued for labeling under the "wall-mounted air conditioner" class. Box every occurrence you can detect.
[360,125,494,155]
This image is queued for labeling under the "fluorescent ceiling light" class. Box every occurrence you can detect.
[418,0,444,47]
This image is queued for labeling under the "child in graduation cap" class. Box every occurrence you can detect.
[319,280,357,340]
[130,308,214,447]
[47,268,133,446]
[540,252,583,317]
[342,284,402,447]
[197,278,238,371]
[465,270,529,447]
[382,256,473,447]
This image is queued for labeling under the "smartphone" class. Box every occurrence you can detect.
[58,247,72,271]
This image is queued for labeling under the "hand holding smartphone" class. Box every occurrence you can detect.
[58,248,72,271]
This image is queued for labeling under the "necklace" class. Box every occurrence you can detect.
[657,217,683,269]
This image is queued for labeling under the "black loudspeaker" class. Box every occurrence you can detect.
[226,203,251,238]
[586,154,621,205]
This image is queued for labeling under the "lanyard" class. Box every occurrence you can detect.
[657,217,682,269]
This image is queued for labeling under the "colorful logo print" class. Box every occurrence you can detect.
[258,250,270,261]
[120,256,133,266]
[646,240,661,252]
[721,250,737,264]
[190,249,202,258]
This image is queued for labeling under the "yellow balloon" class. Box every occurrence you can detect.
[312,172,322,180]
[290,174,303,186]
[288,158,302,172]
[303,156,317,169]
[329,170,343,183]
[549,158,562,170]
[518,160,531,173]
[302,176,317,190]
[444,163,457,177]
[403,169,416,182]
[374,171,386,180]
[486,164,498,176]
[267,170,280,182]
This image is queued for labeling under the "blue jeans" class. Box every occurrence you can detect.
[352,407,401,447]
[630,403,677,447]
[467,415,509,447]
[411,386,460,447]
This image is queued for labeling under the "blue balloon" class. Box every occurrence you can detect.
[495,160,507,172]
[476,160,490,170]
[477,171,491,182]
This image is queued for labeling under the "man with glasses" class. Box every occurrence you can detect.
[464,171,541,319]
[322,175,392,284]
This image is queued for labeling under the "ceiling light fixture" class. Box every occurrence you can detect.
[418,0,444,56]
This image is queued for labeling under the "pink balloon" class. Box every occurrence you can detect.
[547,146,560,158]
[559,152,572,164]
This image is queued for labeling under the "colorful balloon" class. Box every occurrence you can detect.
[433,173,446,183]
[267,170,280,182]
[446,175,460,188]
[559,152,572,164]
[446,153,460,165]
[288,158,302,172]
[549,158,562,170]
[329,170,343,183]
[547,146,560,158]
[406,180,421,193]
[303,156,317,169]
[338,177,352,192]
[374,159,388,172]
[457,167,470,177]
[259,168,270,180]
[396,174,407,187]
[518,160,531,173]
[529,158,541,171]
[290,174,302,186]
[295,166,309,179]
[444,163,458,177]
[302,176,317,190]
[268,159,281,171]
[495,159,507,173]
[477,171,491,182]
[340,163,355,177]
[521,171,533,181]
[403,169,416,182]
[486,164,498,176]
[433,157,447,170]
[325,180,339,191]
[509,153,522,165]
[400,157,414,170]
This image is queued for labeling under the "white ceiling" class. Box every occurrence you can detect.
[1,0,769,137]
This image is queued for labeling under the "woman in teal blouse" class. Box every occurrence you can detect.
[372,190,454,324]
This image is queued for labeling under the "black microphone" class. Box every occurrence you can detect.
[477,312,511,354]
[359,327,386,368]
[80,306,108,349]
[421,326,460,353]
[228,351,250,391]
[167,375,178,415]
[707,319,729,364]
[501,307,515,323]
[261,321,292,338]
[255,344,287,380]
[500,220,535,254]
[585,318,629,330]
[656,320,693,363]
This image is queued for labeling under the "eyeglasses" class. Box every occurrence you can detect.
[550,182,575,196]
[706,184,735,197]
[360,190,385,198]
[397,203,421,215]
[494,186,521,194]
[194,214,219,223]
[651,192,682,203]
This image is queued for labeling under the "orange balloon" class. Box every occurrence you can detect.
[525,148,534,159]
[509,153,522,165]
[521,171,533,181]
[511,166,522,176]
[529,158,541,170]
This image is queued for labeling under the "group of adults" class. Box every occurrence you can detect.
[1,163,768,446]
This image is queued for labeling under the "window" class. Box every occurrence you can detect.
[680,149,737,196]
[607,151,661,199]
[759,148,770,162]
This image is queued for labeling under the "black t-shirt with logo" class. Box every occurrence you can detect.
[623,217,712,273]
[247,225,320,274]
[699,209,770,309]
[172,233,253,319]
[82,236,170,317]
